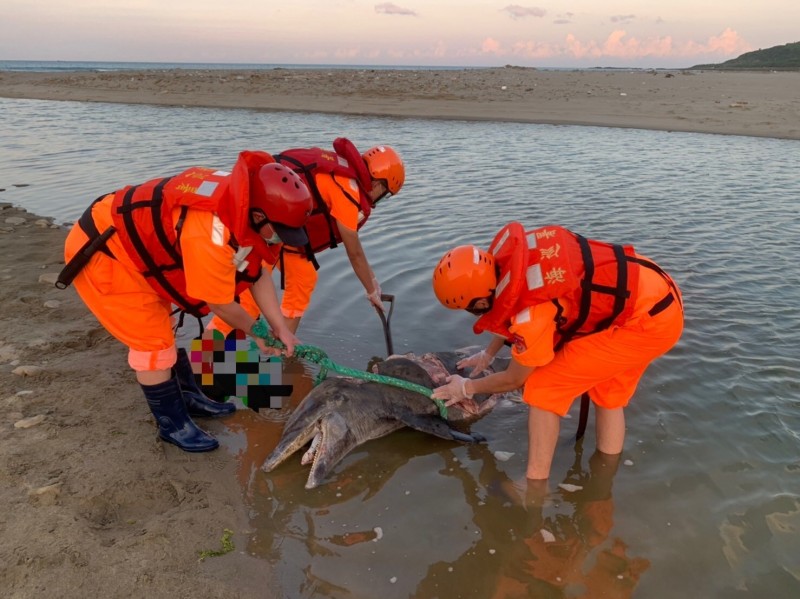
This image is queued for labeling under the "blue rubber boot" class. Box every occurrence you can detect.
[175,348,235,418]
[142,376,219,452]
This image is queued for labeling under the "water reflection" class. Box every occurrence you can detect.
[226,378,647,599]
[719,493,800,595]
[414,448,648,599]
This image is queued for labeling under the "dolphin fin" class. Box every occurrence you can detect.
[393,412,469,441]
[449,429,486,443]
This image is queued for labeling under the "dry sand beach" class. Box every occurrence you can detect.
[1,67,798,598]
[1,67,799,139]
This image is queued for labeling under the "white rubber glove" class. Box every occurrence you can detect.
[366,278,384,312]
[456,350,496,378]
[431,374,474,407]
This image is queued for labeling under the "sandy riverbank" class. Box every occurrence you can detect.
[1,67,799,139]
[0,202,281,597]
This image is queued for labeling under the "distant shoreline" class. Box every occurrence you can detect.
[0,60,697,74]
[1,67,799,140]
[3,59,797,74]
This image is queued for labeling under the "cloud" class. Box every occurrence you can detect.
[610,14,636,24]
[501,5,546,19]
[601,27,751,59]
[553,19,571,25]
[510,39,558,59]
[481,37,503,55]
[479,28,752,62]
[703,27,751,55]
[375,3,417,16]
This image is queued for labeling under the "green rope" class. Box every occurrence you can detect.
[251,319,448,418]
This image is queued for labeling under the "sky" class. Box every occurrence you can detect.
[1,1,798,68]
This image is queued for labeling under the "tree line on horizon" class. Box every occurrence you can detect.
[691,41,800,70]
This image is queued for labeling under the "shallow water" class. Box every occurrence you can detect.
[2,97,799,598]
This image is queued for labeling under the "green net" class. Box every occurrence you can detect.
[251,319,448,418]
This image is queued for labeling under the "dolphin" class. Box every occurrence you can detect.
[261,350,507,489]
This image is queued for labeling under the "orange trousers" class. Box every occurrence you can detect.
[64,225,178,372]
[523,272,684,416]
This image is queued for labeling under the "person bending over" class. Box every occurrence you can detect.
[430,222,684,480]
[207,138,405,336]
[59,151,312,452]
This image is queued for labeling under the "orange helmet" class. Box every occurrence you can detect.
[432,245,496,310]
[362,145,405,195]
[250,163,313,246]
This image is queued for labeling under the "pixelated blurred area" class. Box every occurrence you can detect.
[188,328,291,409]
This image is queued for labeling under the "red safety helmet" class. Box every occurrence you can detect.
[362,145,405,195]
[432,245,496,310]
[250,163,313,246]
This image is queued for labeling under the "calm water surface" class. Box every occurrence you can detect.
[1,98,799,598]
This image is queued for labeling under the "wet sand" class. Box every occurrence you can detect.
[2,67,799,139]
[0,200,290,597]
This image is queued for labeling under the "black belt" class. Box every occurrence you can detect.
[55,196,117,290]
[648,292,675,317]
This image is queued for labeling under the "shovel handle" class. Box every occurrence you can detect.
[376,294,395,356]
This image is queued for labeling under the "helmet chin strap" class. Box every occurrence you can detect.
[265,231,282,244]
[249,208,269,232]
[368,179,391,206]
[372,190,391,207]
[466,295,494,315]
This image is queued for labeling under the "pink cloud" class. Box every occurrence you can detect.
[481,37,503,55]
[510,40,557,59]
[481,28,752,61]
[501,5,546,19]
[704,27,751,55]
[375,3,417,16]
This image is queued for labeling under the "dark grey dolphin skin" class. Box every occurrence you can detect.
[261,351,506,489]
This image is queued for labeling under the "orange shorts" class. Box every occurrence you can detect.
[206,288,261,337]
[64,224,177,372]
[522,281,684,416]
[277,249,319,318]
[208,245,319,334]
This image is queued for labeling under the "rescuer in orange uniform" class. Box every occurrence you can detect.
[430,222,684,480]
[59,151,313,452]
[206,139,405,336]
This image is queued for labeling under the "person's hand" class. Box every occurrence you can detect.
[366,278,384,312]
[457,350,495,378]
[254,336,282,357]
[272,327,300,357]
[431,374,474,407]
